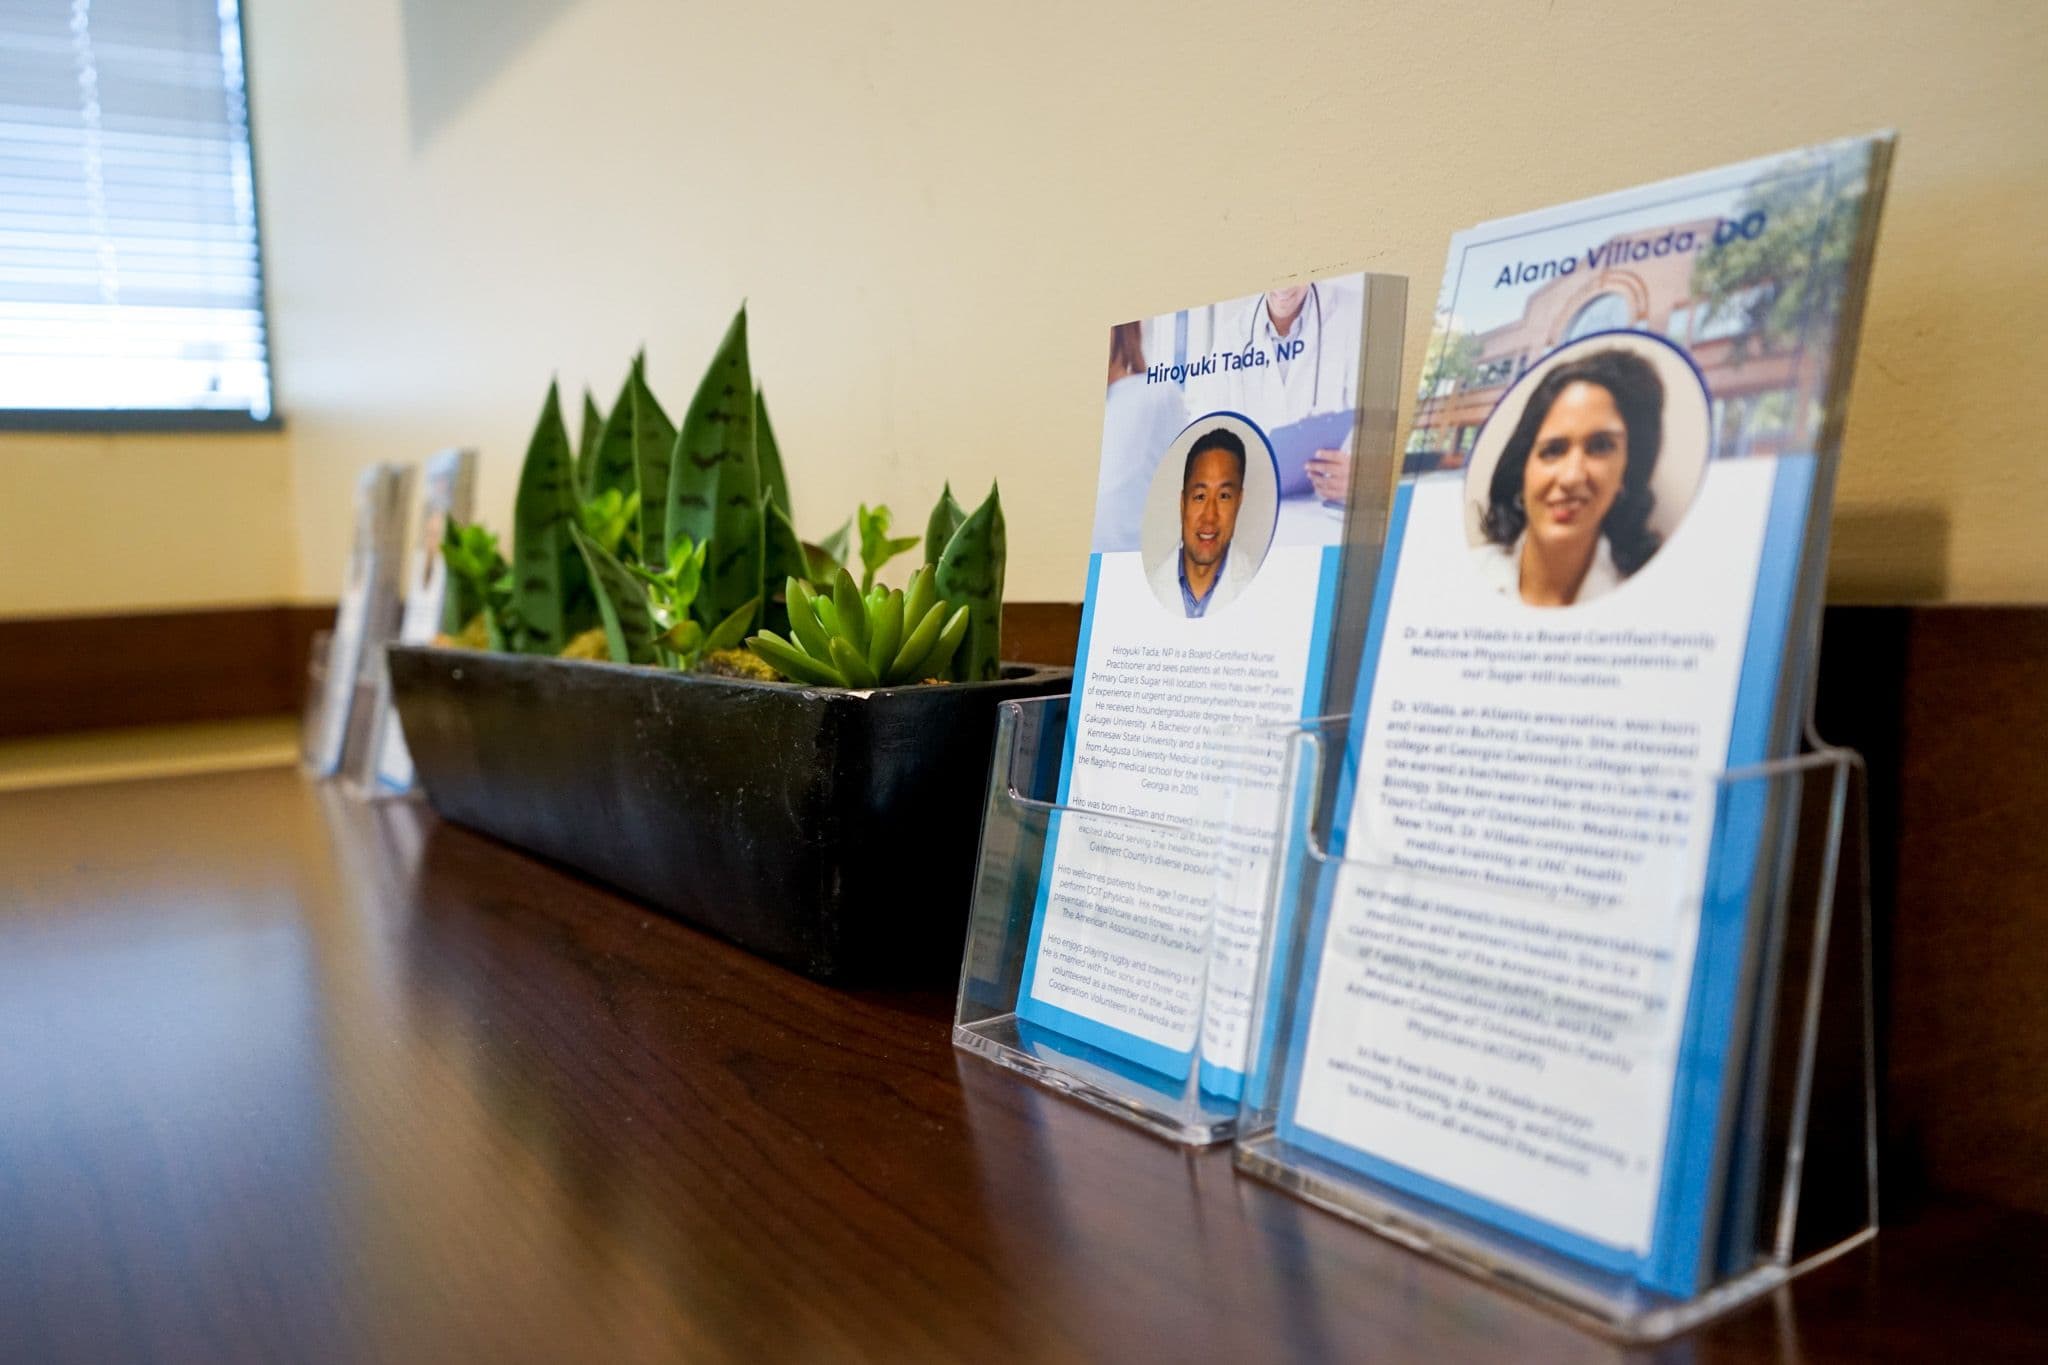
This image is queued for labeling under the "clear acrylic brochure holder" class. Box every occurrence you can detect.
[1233,712,1875,1342]
[953,693,1263,1146]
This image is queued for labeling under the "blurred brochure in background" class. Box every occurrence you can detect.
[355,448,478,797]
[304,462,413,780]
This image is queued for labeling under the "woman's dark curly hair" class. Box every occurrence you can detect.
[1481,347,1664,575]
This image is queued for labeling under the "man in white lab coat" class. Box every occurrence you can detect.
[1221,279,1363,505]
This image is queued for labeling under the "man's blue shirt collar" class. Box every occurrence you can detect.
[1178,543,1228,618]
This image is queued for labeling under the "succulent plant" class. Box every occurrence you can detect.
[578,486,640,562]
[570,523,661,665]
[441,520,515,651]
[747,566,968,689]
[443,305,1007,689]
[624,534,757,670]
[855,503,920,592]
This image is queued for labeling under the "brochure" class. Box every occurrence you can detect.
[361,448,477,795]
[305,462,414,780]
[1272,135,1893,1296]
[1013,272,1406,1097]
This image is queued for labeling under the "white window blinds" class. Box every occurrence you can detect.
[0,0,272,423]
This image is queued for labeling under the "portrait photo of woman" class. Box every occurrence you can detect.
[1464,334,1709,608]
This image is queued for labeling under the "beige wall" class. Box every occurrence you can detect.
[0,431,294,617]
[6,1,2043,617]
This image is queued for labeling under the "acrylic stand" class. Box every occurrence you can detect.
[1231,712,1875,1341]
[952,693,1251,1145]
[340,640,409,800]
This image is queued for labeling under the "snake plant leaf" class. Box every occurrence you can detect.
[703,596,761,655]
[628,360,677,568]
[668,306,763,633]
[747,631,843,687]
[933,481,1006,681]
[806,517,852,582]
[763,497,807,583]
[761,496,808,635]
[568,523,659,665]
[511,381,579,653]
[574,387,605,501]
[587,363,642,514]
[924,482,966,567]
[754,388,792,522]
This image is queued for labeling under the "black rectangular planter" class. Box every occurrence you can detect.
[386,645,1069,985]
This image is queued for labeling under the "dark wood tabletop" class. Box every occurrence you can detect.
[1,767,2041,1364]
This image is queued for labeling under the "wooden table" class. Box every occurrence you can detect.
[1,768,2041,1363]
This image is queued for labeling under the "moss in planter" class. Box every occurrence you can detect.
[559,627,610,661]
[697,648,779,682]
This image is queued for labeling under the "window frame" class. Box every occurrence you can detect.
[0,0,281,435]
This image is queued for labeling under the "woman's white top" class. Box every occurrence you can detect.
[1471,532,1624,606]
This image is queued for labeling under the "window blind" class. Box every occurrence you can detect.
[0,0,272,423]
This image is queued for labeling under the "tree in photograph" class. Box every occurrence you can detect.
[1407,327,1483,460]
[1422,326,1483,393]
[1690,152,1866,361]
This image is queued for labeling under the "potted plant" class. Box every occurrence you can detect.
[387,307,1068,984]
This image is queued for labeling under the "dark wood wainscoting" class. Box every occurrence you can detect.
[0,603,1083,741]
[0,604,333,738]
[1813,606,2048,1219]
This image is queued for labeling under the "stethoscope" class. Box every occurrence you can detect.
[1243,282,1325,409]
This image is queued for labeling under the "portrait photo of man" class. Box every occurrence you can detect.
[1146,427,1254,618]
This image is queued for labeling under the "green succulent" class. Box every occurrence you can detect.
[747,565,968,688]
[441,519,517,651]
[626,534,758,669]
[855,502,920,592]
[440,308,1006,687]
[579,487,641,562]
